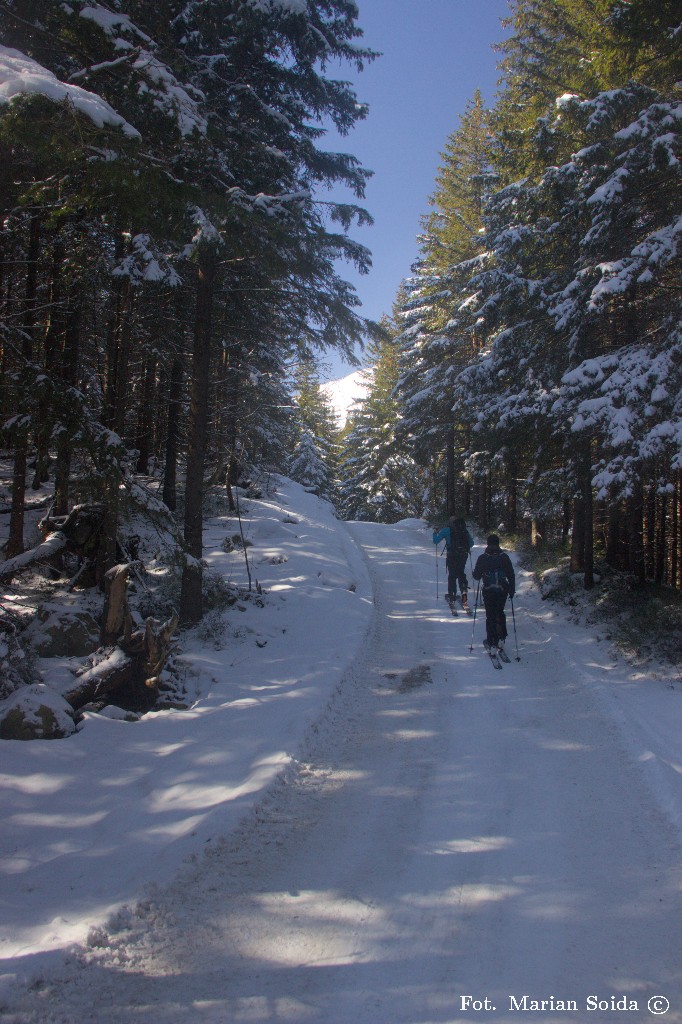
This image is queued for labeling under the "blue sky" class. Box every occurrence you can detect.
[321,0,511,379]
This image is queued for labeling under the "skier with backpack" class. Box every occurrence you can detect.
[433,516,474,613]
[472,534,515,656]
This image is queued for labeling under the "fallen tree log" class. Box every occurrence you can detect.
[63,609,179,712]
[0,503,110,584]
[64,560,179,712]
[0,496,51,515]
[0,531,68,582]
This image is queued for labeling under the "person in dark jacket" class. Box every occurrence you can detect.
[472,534,515,650]
[433,516,474,609]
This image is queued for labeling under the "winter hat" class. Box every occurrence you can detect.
[487,534,501,548]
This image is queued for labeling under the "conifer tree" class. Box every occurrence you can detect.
[395,94,496,517]
[340,321,424,522]
[455,51,680,581]
[164,0,377,621]
[292,360,340,500]
[0,1,379,619]
[393,0,681,586]
[290,429,331,496]
[494,0,681,178]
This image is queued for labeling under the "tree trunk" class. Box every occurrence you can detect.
[463,478,472,518]
[605,498,620,570]
[223,347,244,512]
[101,562,139,645]
[582,462,594,591]
[32,234,65,489]
[562,498,571,545]
[671,473,675,589]
[114,282,134,439]
[655,491,667,585]
[644,484,656,581]
[506,455,518,531]
[570,496,585,573]
[477,475,487,532]
[445,423,456,516]
[67,561,178,712]
[180,245,217,625]
[104,233,133,436]
[531,519,545,548]
[162,353,184,511]
[136,349,158,474]
[101,242,133,580]
[627,484,645,584]
[6,212,40,558]
[54,278,83,515]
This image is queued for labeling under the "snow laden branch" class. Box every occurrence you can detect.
[0,45,140,137]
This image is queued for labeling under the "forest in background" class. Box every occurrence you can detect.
[0,0,380,628]
[338,0,681,601]
[0,0,680,657]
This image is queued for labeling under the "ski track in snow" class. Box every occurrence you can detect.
[4,521,682,1024]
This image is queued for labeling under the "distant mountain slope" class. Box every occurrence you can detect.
[322,369,369,427]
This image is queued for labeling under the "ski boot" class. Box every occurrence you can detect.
[496,641,511,663]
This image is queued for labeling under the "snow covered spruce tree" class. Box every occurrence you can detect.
[0,2,377,622]
[546,86,681,585]
[0,1,185,561]
[289,361,340,499]
[339,323,424,522]
[386,0,680,588]
[289,429,330,495]
[454,0,681,585]
[159,0,377,623]
[394,93,497,521]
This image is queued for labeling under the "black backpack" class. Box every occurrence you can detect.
[450,520,469,553]
[483,553,508,590]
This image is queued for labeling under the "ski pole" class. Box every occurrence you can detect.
[436,542,448,600]
[468,580,481,651]
[510,596,520,661]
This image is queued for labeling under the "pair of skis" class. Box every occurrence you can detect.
[484,640,511,669]
[446,595,472,618]
[442,577,520,666]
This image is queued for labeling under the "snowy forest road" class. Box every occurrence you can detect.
[9,522,682,1024]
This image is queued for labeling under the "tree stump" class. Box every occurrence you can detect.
[64,609,179,712]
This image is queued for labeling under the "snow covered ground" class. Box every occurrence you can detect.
[1,478,681,1023]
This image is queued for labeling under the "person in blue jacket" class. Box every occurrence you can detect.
[433,516,473,609]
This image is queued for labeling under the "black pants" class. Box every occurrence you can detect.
[482,587,508,644]
[446,551,468,597]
